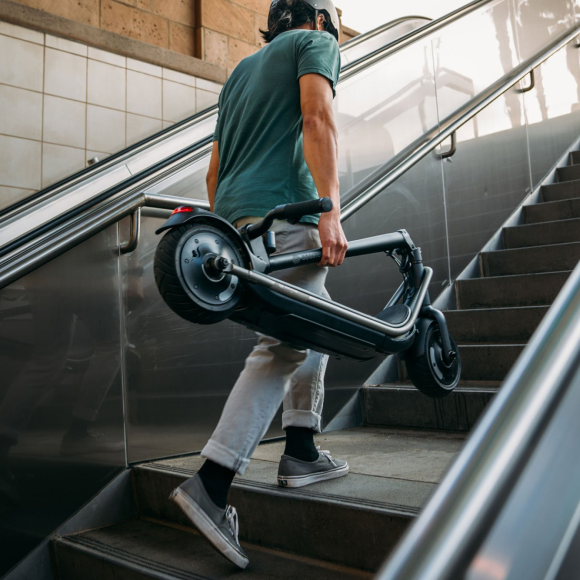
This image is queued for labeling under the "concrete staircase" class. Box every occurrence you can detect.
[48,154,580,578]
[366,150,580,432]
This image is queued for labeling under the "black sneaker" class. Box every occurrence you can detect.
[170,474,249,569]
[278,447,349,488]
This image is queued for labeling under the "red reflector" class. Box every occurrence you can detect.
[171,206,194,215]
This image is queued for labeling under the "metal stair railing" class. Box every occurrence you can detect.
[376,257,580,580]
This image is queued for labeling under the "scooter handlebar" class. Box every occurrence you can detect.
[278,197,333,221]
[243,198,333,240]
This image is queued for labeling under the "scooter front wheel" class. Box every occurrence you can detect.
[406,321,461,398]
[154,221,246,325]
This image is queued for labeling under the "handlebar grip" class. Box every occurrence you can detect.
[280,198,333,221]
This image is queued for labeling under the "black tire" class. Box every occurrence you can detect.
[406,321,461,398]
[154,222,245,325]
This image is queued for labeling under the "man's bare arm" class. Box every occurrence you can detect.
[300,73,347,267]
[206,141,220,212]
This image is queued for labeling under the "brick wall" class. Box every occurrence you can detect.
[198,0,359,75]
[10,0,197,57]
[7,1,359,74]
[196,0,268,74]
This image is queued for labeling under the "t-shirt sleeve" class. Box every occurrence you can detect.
[296,32,341,97]
[214,92,224,143]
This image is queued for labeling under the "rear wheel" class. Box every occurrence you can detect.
[406,321,461,398]
[154,221,246,325]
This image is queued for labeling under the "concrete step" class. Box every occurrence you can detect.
[456,271,571,309]
[445,306,547,343]
[570,151,580,165]
[362,384,496,431]
[557,164,580,182]
[524,197,580,223]
[541,179,580,202]
[503,218,580,249]
[52,519,370,579]
[480,242,580,277]
[133,427,464,572]
[458,344,524,382]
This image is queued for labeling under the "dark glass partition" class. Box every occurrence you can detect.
[0,225,126,576]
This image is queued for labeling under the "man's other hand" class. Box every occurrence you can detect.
[318,213,348,267]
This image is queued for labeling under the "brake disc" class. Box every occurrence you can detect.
[176,223,246,312]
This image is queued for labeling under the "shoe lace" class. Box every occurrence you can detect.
[317,446,337,467]
[225,505,240,545]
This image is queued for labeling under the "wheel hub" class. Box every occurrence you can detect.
[177,226,244,311]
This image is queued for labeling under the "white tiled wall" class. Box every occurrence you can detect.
[0,20,222,208]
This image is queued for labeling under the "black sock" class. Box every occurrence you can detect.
[197,459,236,509]
[284,427,319,462]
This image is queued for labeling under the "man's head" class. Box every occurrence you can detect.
[261,0,340,44]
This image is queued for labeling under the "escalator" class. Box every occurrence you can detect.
[3,0,580,577]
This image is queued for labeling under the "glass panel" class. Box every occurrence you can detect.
[0,226,125,575]
[326,153,449,390]
[431,0,520,122]
[340,18,430,66]
[441,92,532,279]
[524,42,580,187]
[144,153,211,201]
[120,215,259,462]
[432,0,532,279]
[512,0,576,63]
[336,37,440,193]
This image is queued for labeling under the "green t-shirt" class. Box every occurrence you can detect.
[213,29,341,225]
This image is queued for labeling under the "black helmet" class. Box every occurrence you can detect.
[302,0,340,39]
[266,0,339,42]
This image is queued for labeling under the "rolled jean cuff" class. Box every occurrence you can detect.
[282,410,322,433]
[201,438,251,476]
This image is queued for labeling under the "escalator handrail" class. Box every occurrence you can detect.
[377,249,580,578]
[0,0,492,225]
[340,24,580,222]
[338,15,431,50]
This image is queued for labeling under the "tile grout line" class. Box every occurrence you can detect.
[85,45,89,166]
[40,32,46,190]
[125,60,128,149]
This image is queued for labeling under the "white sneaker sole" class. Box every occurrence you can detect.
[277,463,349,488]
[170,487,249,569]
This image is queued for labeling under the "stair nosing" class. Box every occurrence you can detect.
[481,240,580,256]
[444,305,549,313]
[504,216,580,230]
[57,533,210,580]
[524,197,580,208]
[457,269,572,282]
[544,176,580,188]
[367,384,500,393]
[138,463,420,517]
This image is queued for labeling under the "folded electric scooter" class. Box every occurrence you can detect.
[154,197,461,398]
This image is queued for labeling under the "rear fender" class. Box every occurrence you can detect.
[154,206,254,269]
[154,206,213,235]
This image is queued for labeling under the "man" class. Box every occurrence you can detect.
[170,0,348,569]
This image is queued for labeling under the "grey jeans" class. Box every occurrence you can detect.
[201,218,330,475]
